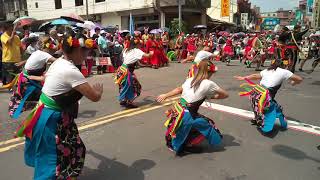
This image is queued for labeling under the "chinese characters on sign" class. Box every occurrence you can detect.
[221,0,230,17]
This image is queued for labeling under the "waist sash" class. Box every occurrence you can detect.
[16,93,61,139]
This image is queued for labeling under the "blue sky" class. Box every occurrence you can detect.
[250,0,299,12]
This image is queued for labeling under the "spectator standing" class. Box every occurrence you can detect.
[1,22,22,85]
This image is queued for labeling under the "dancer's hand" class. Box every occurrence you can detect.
[93,83,104,95]
[156,94,167,103]
[234,76,245,81]
[15,61,25,67]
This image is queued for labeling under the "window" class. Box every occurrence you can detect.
[75,0,83,6]
[35,2,38,8]
[95,0,105,3]
[55,0,62,9]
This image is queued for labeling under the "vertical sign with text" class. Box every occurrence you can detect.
[221,0,230,17]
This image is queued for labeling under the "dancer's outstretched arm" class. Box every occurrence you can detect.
[156,87,183,103]
[234,73,262,81]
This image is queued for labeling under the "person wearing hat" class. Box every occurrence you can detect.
[97,30,108,74]
[1,21,22,85]
[20,33,103,180]
[24,33,40,58]
[235,59,303,134]
[157,60,228,155]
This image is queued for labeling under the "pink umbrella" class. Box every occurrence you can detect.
[13,16,36,28]
[61,13,84,23]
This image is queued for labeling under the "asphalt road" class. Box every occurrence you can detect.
[0,59,319,180]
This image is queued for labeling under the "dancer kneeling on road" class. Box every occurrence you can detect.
[157,60,228,155]
[115,38,153,108]
[235,59,302,134]
[18,34,103,180]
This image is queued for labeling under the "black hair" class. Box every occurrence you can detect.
[126,38,136,51]
[268,59,282,70]
[3,21,13,31]
[62,30,76,54]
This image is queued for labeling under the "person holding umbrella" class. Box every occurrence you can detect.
[1,21,23,86]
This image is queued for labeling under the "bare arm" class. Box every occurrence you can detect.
[289,74,303,86]
[74,82,103,102]
[234,73,262,81]
[212,88,229,99]
[142,51,154,58]
[28,75,45,82]
[47,57,57,63]
[157,87,183,102]
[6,24,18,45]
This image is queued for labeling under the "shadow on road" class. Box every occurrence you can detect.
[272,144,320,170]
[311,80,320,86]
[80,150,156,180]
[177,134,241,157]
[78,110,98,119]
[205,134,241,153]
[135,97,156,107]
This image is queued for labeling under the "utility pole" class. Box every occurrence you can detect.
[178,0,181,30]
[86,0,89,20]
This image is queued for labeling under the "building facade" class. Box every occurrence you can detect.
[1,0,28,21]
[207,0,238,23]
[313,0,320,28]
[276,8,295,26]
[26,0,209,30]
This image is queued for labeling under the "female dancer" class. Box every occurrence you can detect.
[234,60,303,134]
[157,60,228,155]
[18,34,103,179]
[9,36,57,119]
[115,39,153,108]
[183,45,216,78]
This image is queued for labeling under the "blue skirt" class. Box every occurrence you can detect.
[24,107,61,180]
[167,110,222,152]
[261,100,287,133]
[24,106,86,179]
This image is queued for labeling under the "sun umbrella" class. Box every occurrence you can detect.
[51,19,69,25]
[61,13,84,23]
[134,31,141,35]
[13,16,36,28]
[150,29,162,34]
[38,21,53,31]
[161,27,170,32]
[193,25,207,29]
[218,31,229,36]
[104,25,117,33]
[120,30,130,33]
[233,32,246,38]
[83,21,95,30]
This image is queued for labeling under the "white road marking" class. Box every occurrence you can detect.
[201,101,320,136]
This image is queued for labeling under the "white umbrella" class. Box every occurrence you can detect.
[83,21,96,30]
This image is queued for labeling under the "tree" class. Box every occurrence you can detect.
[169,18,187,37]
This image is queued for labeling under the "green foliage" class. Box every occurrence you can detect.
[169,18,188,37]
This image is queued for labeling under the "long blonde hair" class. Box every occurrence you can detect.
[191,60,214,91]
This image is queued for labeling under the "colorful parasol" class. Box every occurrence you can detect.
[51,18,69,25]
[150,28,163,34]
[61,13,84,23]
[13,16,37,28]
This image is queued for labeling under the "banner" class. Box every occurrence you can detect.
[307,0,314,15]
[221,0,230,17]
